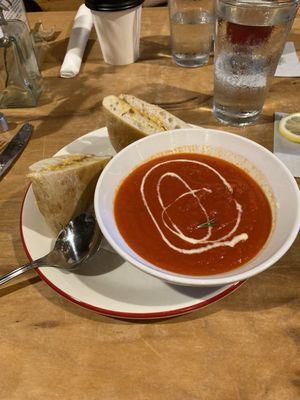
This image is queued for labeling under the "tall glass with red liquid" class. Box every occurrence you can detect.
[213,0,299,126]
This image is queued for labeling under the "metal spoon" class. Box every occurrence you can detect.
[0,211,102,285]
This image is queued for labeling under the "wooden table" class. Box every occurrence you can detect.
[1,8,299,400]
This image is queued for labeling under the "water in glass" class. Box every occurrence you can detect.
[170,9,213,67]
[213,0,299,126]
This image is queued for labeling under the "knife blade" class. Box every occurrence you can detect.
[0,123,33,180]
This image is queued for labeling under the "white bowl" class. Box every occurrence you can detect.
[94,128,300,286]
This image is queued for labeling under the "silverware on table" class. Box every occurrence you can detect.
[0,113,9,132]
[0,123,33,180]
[0,211,103,285]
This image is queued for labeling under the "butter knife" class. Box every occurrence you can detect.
[0,123,33,180]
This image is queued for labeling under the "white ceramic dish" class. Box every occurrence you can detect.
[20,128,244,319]
[95,128,300,287]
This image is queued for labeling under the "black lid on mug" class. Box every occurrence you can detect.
[85,0,144,11]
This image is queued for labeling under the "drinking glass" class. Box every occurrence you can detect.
[168,0,214,67]
[213,0,299,126]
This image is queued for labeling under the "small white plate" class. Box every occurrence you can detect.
[20,128,244,319]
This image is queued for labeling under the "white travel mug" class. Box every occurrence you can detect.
[85,0,144,65]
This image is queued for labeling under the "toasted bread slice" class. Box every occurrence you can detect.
[28,153,111,235]
[102,94,189,152]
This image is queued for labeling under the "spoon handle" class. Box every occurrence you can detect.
[0,261,39,285]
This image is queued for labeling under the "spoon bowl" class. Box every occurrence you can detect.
[0,211,102,285]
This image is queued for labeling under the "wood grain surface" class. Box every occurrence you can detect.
[34,0,83,11]
[0,9,299,400]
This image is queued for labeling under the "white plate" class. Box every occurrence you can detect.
[20,128,244,319]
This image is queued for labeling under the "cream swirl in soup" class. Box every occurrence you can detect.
[140,159,248,254]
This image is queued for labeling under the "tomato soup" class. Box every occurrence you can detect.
[114,153,272,276]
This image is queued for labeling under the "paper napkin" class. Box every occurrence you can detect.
[275,42,300,77]
[60,4,93,78]
[273,112,300,178]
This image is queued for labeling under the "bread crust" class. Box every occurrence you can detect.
[102,94,189,152]
[28,154,111,235]
[104,106,148,152]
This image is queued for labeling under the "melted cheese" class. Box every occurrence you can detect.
[39,155,91,172]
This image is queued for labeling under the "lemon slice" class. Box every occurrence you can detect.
[278,113,300,143]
